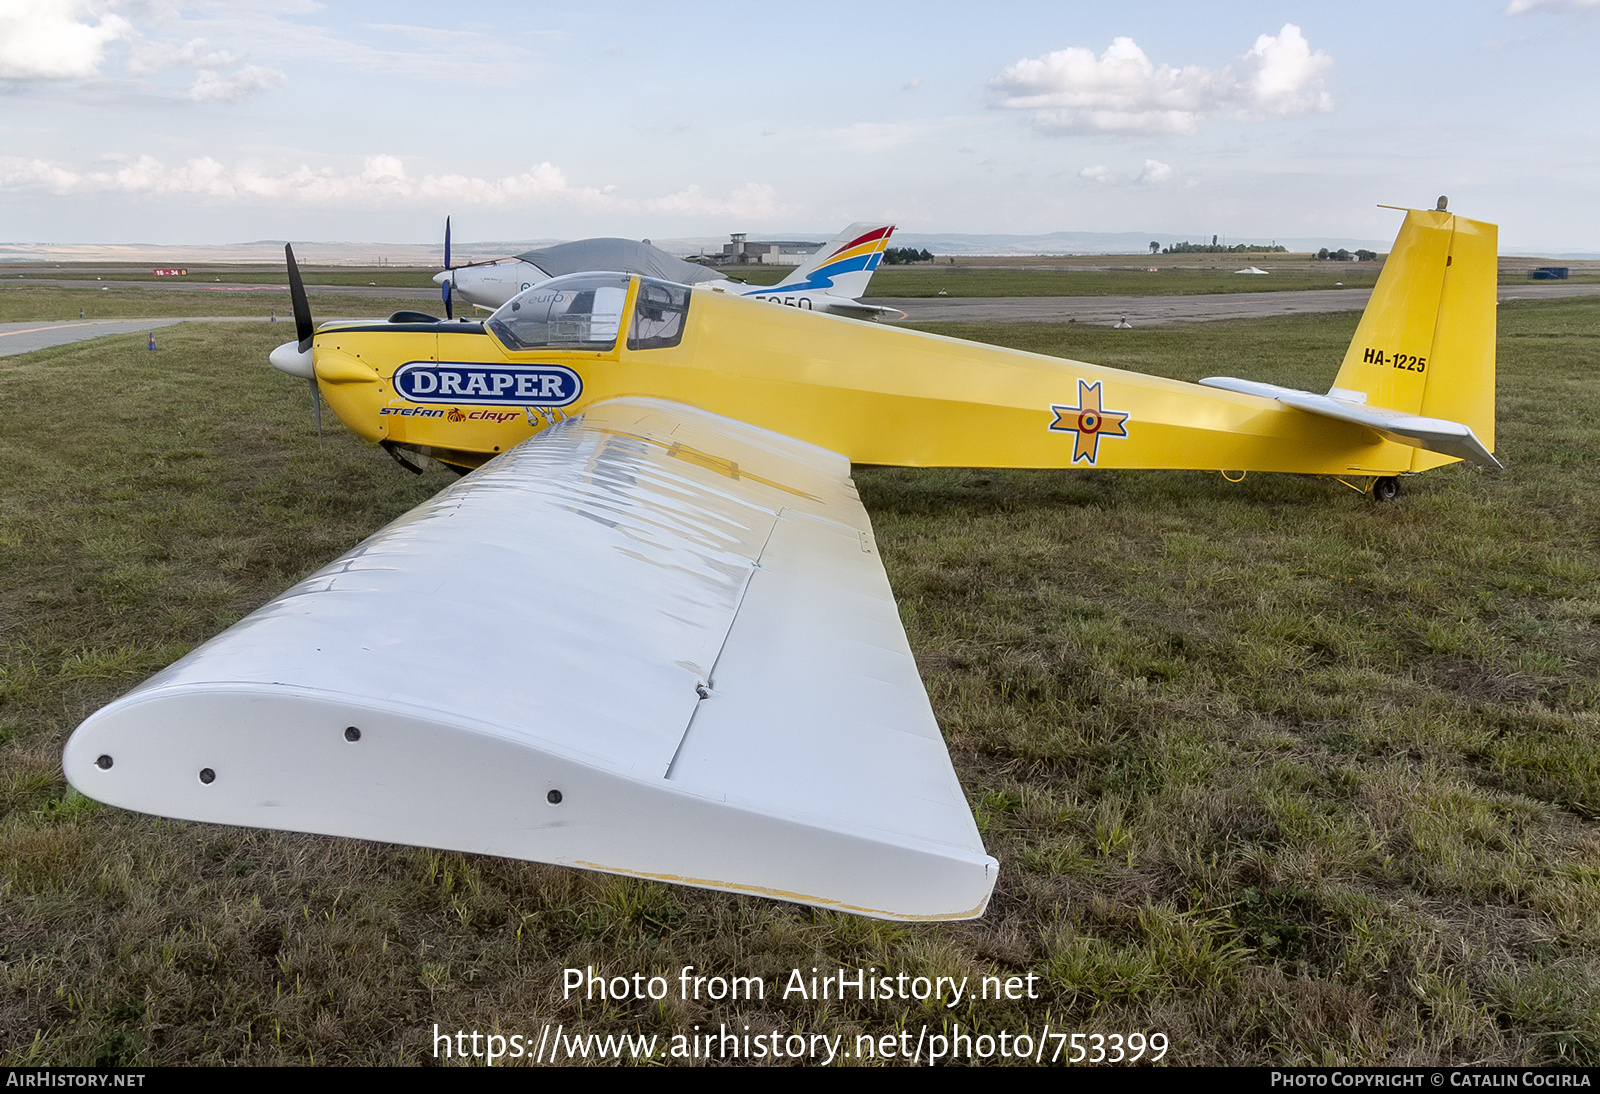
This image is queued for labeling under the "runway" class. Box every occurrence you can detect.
[0,315,293,356]
[4,282,1599,356]
[0,318,192,355]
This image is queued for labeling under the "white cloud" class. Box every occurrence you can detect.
[990,37,1218,135]
[1137,159,1173,184]
[127,37,238,76]
[1240,25,1333,113]
[0,153,793,220]
[1506,0,1600,11]
[127,37,236,75]
[0,5,291,105]
[1077,160,1174,186]
[646,182,788,220]
[0,157,86,190]
[188,64,286,102]
[0,0,131,80]
[988,25,1332,135]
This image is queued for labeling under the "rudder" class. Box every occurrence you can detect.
[1331,207,1497,467]
[770,222,895,298]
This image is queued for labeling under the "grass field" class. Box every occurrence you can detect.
[0,285,440,323]
[11,264,1385,300]
[1,297,1597,1065]
[722,265,1384,296]
[8,260,1594,303]
[864,267,1385,297]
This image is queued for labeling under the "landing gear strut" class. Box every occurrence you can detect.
[1371,476,1402,503]
[381,440,426,476]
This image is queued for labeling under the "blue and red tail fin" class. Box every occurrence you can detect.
[768,223,895,298]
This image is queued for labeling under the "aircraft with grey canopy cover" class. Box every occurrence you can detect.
[513,238,726,285]
[437,221,904,320]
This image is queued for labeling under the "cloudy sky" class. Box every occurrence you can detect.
[2,0,1597,251]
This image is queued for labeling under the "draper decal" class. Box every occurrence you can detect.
[394,362,582,407]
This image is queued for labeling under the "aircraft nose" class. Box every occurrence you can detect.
[270,340,315,379]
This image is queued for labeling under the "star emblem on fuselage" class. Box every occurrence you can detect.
[1048,379,1130,464]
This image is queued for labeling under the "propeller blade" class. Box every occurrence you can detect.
[285,243,314,352]
[441,217,454,320]
[307,376,322,447]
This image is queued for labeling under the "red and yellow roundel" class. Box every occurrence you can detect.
[1048,380,1130,464]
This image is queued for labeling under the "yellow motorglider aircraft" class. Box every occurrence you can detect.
[63,205,1498,922]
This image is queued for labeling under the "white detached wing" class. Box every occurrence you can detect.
[64,397,997,921]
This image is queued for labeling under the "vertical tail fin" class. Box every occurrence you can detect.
[770,222,896,298]
[1331,207,1497,468]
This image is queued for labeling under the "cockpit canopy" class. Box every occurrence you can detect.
[628,279,691,351]
[487,273,629,350]
[487,273,693,353]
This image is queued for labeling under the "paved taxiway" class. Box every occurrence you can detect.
[0,318,192,355]
[883,281,1600,324]
[0,315,297,356]
[5,283,1599,356]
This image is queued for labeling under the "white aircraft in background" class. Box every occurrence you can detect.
[433,222,903,321]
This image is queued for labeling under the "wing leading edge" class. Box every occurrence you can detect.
[63,398,997,921]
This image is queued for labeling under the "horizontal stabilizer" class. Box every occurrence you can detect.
[1199,377,1502,469]
[64,398,996,921]
[822,300,908,322]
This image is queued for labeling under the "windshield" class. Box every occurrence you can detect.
[487,273,630,351]
[627,278,691,350]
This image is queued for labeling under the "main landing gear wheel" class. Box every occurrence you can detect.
[1372,476,1402,503]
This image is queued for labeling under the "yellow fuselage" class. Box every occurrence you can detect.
[311,285,1428,476]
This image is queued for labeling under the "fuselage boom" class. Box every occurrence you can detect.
[310,279,1420,477]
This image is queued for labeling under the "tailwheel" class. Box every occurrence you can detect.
[1371,476,1402,503]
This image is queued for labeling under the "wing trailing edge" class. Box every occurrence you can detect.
[64,398,996,920]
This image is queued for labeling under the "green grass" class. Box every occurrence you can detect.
[725,263,1599,297]
[722,265,1383,296]
[0,285,442,322]
[2,297,1599,1064]
[864,266,1383,298]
